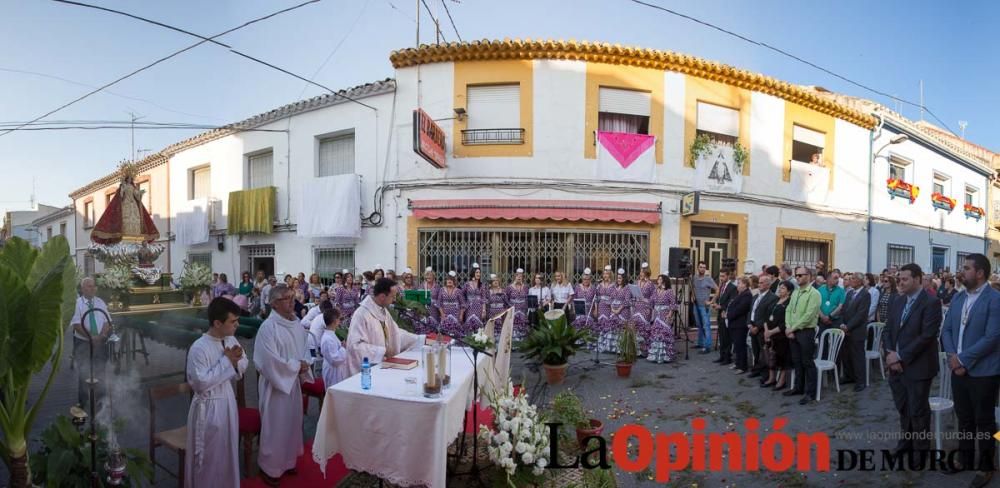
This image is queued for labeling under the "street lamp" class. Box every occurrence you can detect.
[867,128,910,273]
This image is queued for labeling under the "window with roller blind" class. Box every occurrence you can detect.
[791,124,826,166]
[887,244,914,269]
[888,154,912,182]
[247,150,274,189]
[696,101,739,145]
[598,87,650,135]
[189,166,210,200]
[933,172,950,195]
[317,132,355,177]
[965,186,978,207]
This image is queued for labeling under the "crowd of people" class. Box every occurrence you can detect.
[208,262,682,364]
[68,253,1000,487]
[695,255,1000,487]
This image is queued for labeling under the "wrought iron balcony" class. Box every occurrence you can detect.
[461,128,525,145]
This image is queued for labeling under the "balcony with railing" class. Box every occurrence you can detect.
[460,128,525,145]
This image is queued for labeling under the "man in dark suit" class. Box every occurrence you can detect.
[749,275,778,381]
[941,253,1000,487]
[712,270,737,365]
[839,272,871,391]
[882,263,942,456]
[726,277,754,374]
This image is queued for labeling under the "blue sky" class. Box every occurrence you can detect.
[2,0,997,216]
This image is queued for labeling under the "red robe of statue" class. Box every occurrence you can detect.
[91,179,159,245]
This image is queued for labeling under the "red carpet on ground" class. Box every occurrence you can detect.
[240,441,348,487]
[240,404,493,487]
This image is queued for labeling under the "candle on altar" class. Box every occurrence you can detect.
[437,343,447,383]
[425,348,436,387]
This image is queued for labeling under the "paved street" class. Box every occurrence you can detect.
[0,325,966,487]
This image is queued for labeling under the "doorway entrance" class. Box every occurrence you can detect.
[931,246,948,274]
[242,244,275,278]
[690,225,734,279]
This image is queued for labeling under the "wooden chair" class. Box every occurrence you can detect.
[237,375,262,477]
[149,382,191,485]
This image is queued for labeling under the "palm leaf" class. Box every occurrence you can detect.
[17,255,70,374]
[0,264,29,381]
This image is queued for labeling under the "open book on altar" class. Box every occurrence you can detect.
[380,356,419,370]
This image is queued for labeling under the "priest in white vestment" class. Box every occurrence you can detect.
[185,297,248,488]
[346,278,426,376]
[253,284,314,484]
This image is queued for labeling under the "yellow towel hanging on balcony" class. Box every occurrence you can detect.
[228,186,275,234]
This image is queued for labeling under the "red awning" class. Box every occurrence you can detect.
[410,199,661,224]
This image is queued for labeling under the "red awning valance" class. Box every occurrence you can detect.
[410,199,661,224]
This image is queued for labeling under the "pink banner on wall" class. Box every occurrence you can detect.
[597,131,655,168]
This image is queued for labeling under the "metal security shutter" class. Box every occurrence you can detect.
[696,102,739,137]
[467,84,520,130]
[599,87,651,116]
[248,152,273,189]
[793,125,825,148]
[318,134,355,177]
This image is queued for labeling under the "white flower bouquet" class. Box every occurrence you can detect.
[178,261,212,291]
[479,381,550,486]
[464,325,494,351]
[97,264,133,291]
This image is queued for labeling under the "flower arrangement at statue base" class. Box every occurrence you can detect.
[178,261,212,306]
[97,264,133,311]
[479,380,550,487]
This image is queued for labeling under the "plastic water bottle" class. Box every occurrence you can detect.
[361,357,372,390]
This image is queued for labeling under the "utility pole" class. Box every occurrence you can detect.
[128,111,144,162]
[919,80,924,122]
[415,0,420,47]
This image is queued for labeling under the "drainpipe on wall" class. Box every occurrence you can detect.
[867,115,882,274]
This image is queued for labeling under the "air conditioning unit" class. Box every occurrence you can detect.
[207,198,222,230]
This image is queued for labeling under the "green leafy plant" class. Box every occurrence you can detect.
[96,264,132,291]
[689,132,749,172]
[732,140,749,172]
[390,296,428,333]
[551,390,588,430]
[617,324,638,364]
[0,236,77,487]
[32,416,153,487]
[689,133,714,167]
[518,312,590,365]
[178,261,212,291]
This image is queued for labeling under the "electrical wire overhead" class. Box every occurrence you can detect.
[0,0,323,139]
[629,0,959,136]
[52,0,376,111]
[440,0,462,42]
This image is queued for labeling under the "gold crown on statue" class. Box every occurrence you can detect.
[117,160,139,181]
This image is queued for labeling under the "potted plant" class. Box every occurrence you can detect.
[518,310,590,385]
[551,390,604,449]
[0,237,77,487]
[616,324,638,377]
[31,416,153,486]
[178,261,212,306]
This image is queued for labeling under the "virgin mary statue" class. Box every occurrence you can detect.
[91,163,159,245]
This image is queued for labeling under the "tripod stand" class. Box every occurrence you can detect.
[671,277,694,361]
[450,336,495,487]
[586,296,616,367]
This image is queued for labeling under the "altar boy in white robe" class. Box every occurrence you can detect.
[185,297,248,488]
[253,284,314,486]
[347,278,427,376]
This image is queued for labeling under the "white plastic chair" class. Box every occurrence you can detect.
[864,322,885,386]
[929,352,954,452]
[814,328,845,401]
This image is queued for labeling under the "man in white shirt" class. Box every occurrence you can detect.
[69,277,111,409]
